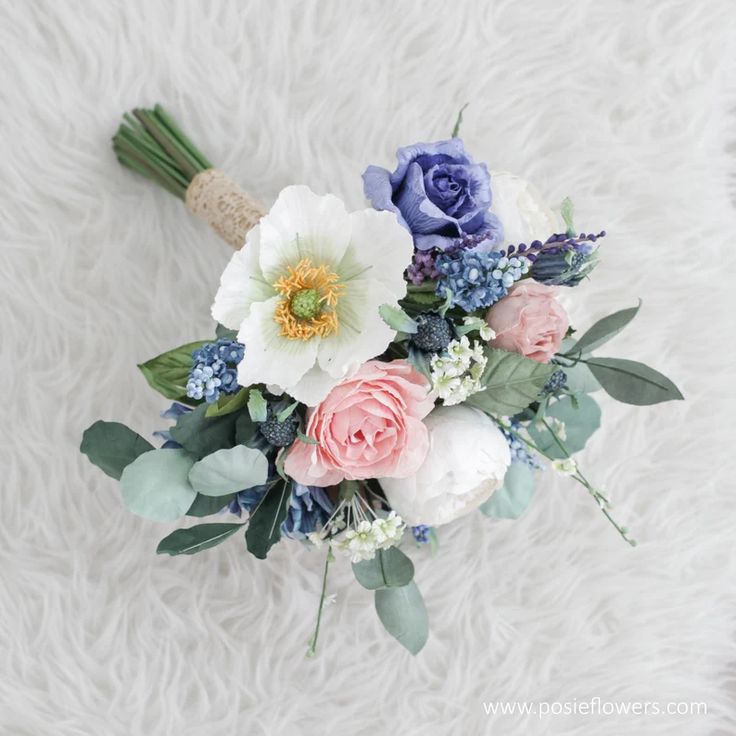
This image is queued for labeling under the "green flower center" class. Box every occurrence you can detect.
[290,288,323,320]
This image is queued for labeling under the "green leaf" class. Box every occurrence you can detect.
[120,449,197,522]
[451,102,469,138]
[480,462,536,519]
[586,358,684,406]
[528,394,601,458]
[138,341,206,402]
[205,388,249,418]
[244,481,290,559]
[379,304,418,334]
[156,522,244,556]
[169,404,238,460]
[186,492,236,517]
[235,411,269,451]
[80,421,153,480]
[561,196,575,236]
[188,445,269,497]
[466,349,556,416]
[374,581,429,655]
[296,429,318,445]
[563,362,601,394]
[248,388,268,423]
[567,301,641,356]
[407,345,432,383]
[215,324,238,340]
[276,402,299,422]
[353,547,415,590]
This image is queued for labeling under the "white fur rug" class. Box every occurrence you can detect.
[2,1,735,733]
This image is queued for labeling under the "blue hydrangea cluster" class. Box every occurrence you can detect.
[434,249,531,312]
[281,483,335,540]
[412,525,431,544]
[186,339,245,403]
[502,421,542,470]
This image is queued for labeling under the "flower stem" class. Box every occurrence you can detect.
[112,104,214,200]
[306,548,333,658]
[506,418,636,546]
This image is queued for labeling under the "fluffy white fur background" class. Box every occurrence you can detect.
[2,1,735,733]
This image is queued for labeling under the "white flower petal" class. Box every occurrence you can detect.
[288,363,345,407]
[258,185,352,281]
[317,280,397,378]
[490,171,561,247]
[236,296,318,391]
[338,208,414,295]
[211,225,274,329]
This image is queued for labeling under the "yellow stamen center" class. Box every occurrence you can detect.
[273,258,345,340]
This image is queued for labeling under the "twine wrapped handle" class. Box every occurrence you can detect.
[185,170,266,249]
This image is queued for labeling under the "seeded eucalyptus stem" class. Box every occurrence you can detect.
[112,104,214,200]
[505,419,636,546]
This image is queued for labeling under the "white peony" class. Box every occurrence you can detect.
[211,185,414,406]
[490,171,561,248]
[380,405,511,527]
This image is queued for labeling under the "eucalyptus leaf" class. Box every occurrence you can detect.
[374,581,429,655]
[480,462,536,519]
[156,522,244,556]
[244,481,290,559]
[80,421,153,480]
[562,362,601,394]
[186,492,236,517]
[188,445,269,497]
[204,388,249,418]
[567,301,641,356]
[138,341,206,402]
[379,304,418,334]
[120,449,197,522]
[407,345,432,382]
[169,404,238,459]
[466,349,555,416]
[248,388,268,423]
[528,394,601,458]
[353,547,415,590]
[586,358,684,406]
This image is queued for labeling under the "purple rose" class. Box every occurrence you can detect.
[362,139,503,252]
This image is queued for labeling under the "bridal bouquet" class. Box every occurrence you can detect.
[81,105,682,655]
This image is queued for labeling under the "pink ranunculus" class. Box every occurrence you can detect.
[284,360,434,487]
[485,280,569,363]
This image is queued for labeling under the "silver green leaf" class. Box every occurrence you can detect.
[374,580,429,655]
[379,304,418,334]
[480,462,536,519]
[586,358,684,406]
[566,301,641,357]
[528,394,601,458]
[120,449,197,522]
[188,445,269,497]
[353,547,414,590]
[247,388,268,423]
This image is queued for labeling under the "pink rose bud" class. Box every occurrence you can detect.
[284,360,434,487]
[485,280,569,363]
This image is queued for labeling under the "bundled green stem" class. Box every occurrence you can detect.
[112,104,214,200]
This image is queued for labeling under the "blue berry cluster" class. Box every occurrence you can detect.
[434,249,531,312]
[502,421,542,470]
[412,525,431,544]
[541,369,568,396]
[186,338,245,403]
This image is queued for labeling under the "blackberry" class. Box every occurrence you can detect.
[259,411,299,447]
[411,313,454,353]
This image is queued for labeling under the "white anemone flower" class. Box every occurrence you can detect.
[211,185,414,406]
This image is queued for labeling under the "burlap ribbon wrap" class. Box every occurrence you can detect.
[185,169,266,249]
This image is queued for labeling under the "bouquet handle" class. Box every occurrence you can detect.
[185,169,265,249]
